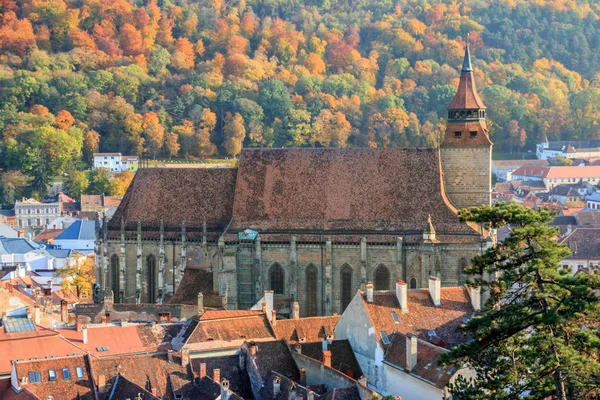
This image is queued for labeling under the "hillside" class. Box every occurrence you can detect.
[1,0,600,197]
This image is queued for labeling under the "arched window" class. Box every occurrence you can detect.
[270,264,285,295]
[110,254,119,302]
[306,265,318,317]
[374,265,390,291]
[409,278,417,289]
[147,254,156,303]
[341,265,353,311]
[459,258,469,273]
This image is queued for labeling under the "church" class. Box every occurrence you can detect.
[94,44,493,317]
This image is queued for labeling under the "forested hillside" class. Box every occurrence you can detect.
[1,0,600,197]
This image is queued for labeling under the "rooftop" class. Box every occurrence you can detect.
[55,220,96,241]
[185,314,275,350]
[271,315,340,344]
[560,228,600,259]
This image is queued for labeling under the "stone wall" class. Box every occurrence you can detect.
[441,146,492,209]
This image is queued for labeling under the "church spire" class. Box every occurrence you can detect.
[461,35,473,73]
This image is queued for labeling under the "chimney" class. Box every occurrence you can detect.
[98,374,106,393]
[60,300,68,323]
[34,305,40,325]
[273,376,281,395]
[82,326,88,344]
[307,391,315,400]
[322,350,331,368]
[470,286,481,312]
[76,317,83,332]
[221,379,230,400]
[428,276,441,306]
[213,368,220,383]
[271,310,277,326]
[321,337,328,352]
[18,230,24,238]
[199,363,206,380]
[366,282,374,303]
[181,349,190,368]
[264,291,274,321]
[104,311,111,324]
[406,333,417,372]
[357,376,367,386]
[299,368,306,386]
[295,343,302,354]
[261,302,267,314]
[47,280,53,293]
[249,342,257,358]
[197,292,204,315]
[151,388,157,397]
[395,280,408,312]
[26,307,32,321]
[292,301,300,319]
[167,350,173,363]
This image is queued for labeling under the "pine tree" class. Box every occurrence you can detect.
[443,202,600,399]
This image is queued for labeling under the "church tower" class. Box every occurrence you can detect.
[440,40,492,209]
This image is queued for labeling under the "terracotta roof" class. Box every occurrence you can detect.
[0,387,38,399]
[361,288,473,348]
[186,315,275,348]
[13,355,93,400]
[199,310,263,321]
[168,267,222,308]
[513,165,600,179]
[108,168,237,231]
[448,67,485,110]
[442,121,492,147]
[577,211,600,226]
[299,340,362,378]
[384,332,456,389]
[560,228,600,259]
[91,353,187,399]
[58,324,167,357]
[493,160,549,167]
[271,316,340,343]
[52,289,82,305]
[32,229,64,243]
[0,331,83,375]
[231,148,477,237]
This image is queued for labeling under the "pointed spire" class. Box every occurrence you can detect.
[461,34,473,73]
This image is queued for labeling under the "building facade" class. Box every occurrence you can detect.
[15,199,61,236]
[93,153,139,172]
[95,46,494,316]
[536,139,600,160]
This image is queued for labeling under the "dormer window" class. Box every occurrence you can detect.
[454,131,462,138]
[470,131,478,138]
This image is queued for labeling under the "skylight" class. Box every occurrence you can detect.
[96,346,109,352]
[63,368,71,380]
[76,367,84,379]
[391,312,399,323]
[381,332,390,345]
[29,372,41,383]
[48,369,56,381]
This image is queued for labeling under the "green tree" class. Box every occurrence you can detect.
[88,168,111,195]
[258,79,292,123]
[443,202,600,399]
[548,155,574,166]
[64,170,89,199]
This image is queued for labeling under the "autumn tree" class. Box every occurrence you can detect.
[223,112,246,157]
[142,112,165,158]
[164,132,180,159]
[57,254,95,298]
[110,170,134,196]
[64,170,89,199]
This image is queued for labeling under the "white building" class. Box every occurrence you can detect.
[492,159,549,182]
[585,192,600,211]
[53,220,96,252]
[537,139,600,160]
[0,237,55,271]
[334,279,477,399]
[93,153,139,172]
[15,199,61,235]
[559,228,600,275]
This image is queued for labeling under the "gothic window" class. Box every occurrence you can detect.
[374,265,390,291]
[270,264,285,295]
[459,258,469,274]
[409,278,417,289]
[110,255,119,301]
[306,265,318,317]
[147,254,156,303]
[341,265,353,311]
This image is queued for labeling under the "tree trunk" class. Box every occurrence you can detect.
[554,368,567,400]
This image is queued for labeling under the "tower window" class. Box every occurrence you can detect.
[470,131,478,138]
[454,131,462,138]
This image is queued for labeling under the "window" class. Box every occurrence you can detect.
[374,265,390,291]
[147,254,156,303]
[409,278,417,289]
[381,332,390,345]
[63,368,71,380]
[29,372,41,383]
[454,131,462,138]
[96,346,109,352]
[305,265,318,317]
[470,131,478,138]
[48,370,56,381]
[391,312,399,323]
[269,264,285,295]
[341,265,353,311]
[76,367,84,379]
[110,255,120,302]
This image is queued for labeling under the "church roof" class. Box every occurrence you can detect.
[230,148,476,235]
[448,44,485,110]
[109,168,237,231]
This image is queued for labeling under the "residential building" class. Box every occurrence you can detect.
[80,194,122,218]
[93,153,139,172]
[0,209,16,230]
[0,237,55,271]
[559,228,600,275]
[492,159,549,181]
[510,166,600,189]
[15,198,61,236]
[585,192,600,211]
[537,139,600,160]
[550,184,583,205]
[53,220,96,252]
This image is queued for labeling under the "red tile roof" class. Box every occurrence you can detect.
[186,315,275,349]
[361,288,473,348]
[560,228,600,259]
[109,168,237,231]
[448,69,486,110]
[168,266,222,308]
[512,165,600,179]
[231,148,478,236]
[32,229,64,243]
[442,121,492,147]
[271,316,340,343]
[199,310,263,321]
[13,355,93,400]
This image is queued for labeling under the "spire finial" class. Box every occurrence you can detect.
[462,33,473,73]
